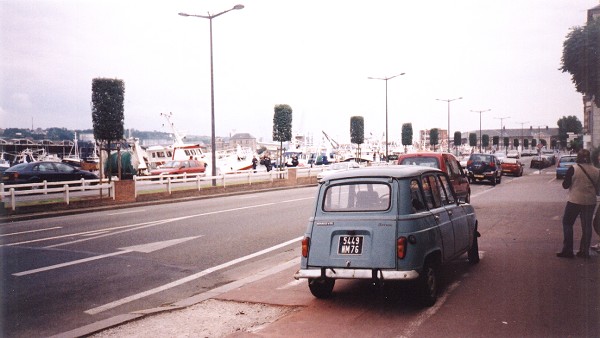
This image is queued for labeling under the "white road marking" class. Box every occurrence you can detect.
[0,226,62,237]
[84,236,303,315]
[106,209,147,216]
[277,279,304,290]
[13,236,201,276]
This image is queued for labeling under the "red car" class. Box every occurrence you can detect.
[501,158,524,177]
[396,152,471,203]
[150,160,206,176]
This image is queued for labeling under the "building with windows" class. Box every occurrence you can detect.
[584,4,600,149]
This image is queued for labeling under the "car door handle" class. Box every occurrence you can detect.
[434,215,440,221]
[448,210,453,216]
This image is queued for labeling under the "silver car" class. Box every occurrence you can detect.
[294,165,480,306]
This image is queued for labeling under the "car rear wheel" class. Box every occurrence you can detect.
[417,260,438,307]
[308,278,335,299]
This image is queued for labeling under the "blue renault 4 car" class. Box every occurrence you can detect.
[294,165,480,306]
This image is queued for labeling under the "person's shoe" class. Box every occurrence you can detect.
[576,251,590,259]
[556,251,575,258]
[591,243,600,252]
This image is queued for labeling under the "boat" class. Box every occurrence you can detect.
[61,132,83,168]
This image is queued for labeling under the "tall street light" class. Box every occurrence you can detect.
[179,4,244,185]
[471,109,491,152]
[368,73,405,161]
[436,97,462,154]
[494,116,510,151]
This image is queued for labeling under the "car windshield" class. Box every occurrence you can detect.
[470,155,492,162]
[160,161,181,169]
[323,183,390,212]
[399,157,440,169]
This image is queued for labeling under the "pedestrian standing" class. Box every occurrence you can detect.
[252,156,258,172]
[557,149,600,259]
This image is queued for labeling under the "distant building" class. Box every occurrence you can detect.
[228,133,257,150]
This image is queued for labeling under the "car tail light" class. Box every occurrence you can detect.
[397,237,407,259]
[467,160,472,166]
[301,237,310,257]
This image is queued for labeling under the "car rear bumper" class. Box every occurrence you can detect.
[294,268,419,280]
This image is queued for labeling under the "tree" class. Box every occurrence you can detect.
[524,139,529,149]
[561,19,600,107]
[402,123,413,153]
[513,138,520,149]
[532,139,537,148]
[272,104,293,169]
[503,137,509,149]
[482,134,489,149]
[469,133,477,148]
[454,131,462,151]
[350,116,364,160]
[492,136,499,148]
[91,78,125,181]
[430,128,439,151]
[557,115,583,149]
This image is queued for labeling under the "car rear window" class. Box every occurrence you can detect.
[399,157,440,169]
[323,182,390,212]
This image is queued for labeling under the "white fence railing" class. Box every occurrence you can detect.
[0,179,114,211]
[0,166,327,210]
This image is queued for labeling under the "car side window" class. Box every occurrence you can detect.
[445,157,460,177]
[437,174,455,205]
[56,163,74,173]
[421,175,441,209]
[37,162,57,172]
[409,179,426,213]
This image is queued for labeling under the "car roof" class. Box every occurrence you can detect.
[397,152,456,159]
[320,165,442,182]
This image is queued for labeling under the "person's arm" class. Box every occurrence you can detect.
[563,165,575,189]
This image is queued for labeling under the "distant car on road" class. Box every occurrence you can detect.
[317,161,360,181]
[501,158,524,177]
[1,161,98,185]
[530,156,551,169]
[150,160,206,176]
[507,150,521,159]
[466,153,502,185]
[494,152,507,163]
[555,155,577,179]
[397,152,471,202]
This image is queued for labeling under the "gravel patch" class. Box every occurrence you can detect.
[91,299,295,337]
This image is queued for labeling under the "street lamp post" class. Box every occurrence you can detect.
[472,109,491,152]
[368,73,405,161]
[517,121,529,152]
[494,116,510,151]
[436,97,462,154]
[179,4,244,185]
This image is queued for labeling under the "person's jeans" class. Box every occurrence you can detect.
[562,201,595,254]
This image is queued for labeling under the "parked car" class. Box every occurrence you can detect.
[396,152,471,202]
[494,151,507,163]
[317,161,360,181]
[542,150,557,165]
[294,166,480,306]
[501,158,524,177]
[555,155,577,179]
[1,161,98,185]
[466,153,502,185]
[530,156,551,169]
[507,150,521,159]
[149,159,206,176]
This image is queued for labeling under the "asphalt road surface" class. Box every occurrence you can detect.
[2,160,599,337]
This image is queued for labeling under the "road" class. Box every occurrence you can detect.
[2,158,599,337]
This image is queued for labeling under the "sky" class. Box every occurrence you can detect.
[1,0,598,145]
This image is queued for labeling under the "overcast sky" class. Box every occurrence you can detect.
[1,0,598,144]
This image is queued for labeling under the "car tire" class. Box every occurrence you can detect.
[497,173,502,184]
[468,229,480,264]
[491,175,496,186]
[308,278,335,299]
[417,260,438,307]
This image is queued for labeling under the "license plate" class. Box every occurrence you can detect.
[338,235,363,255]
[474,174,484,178]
